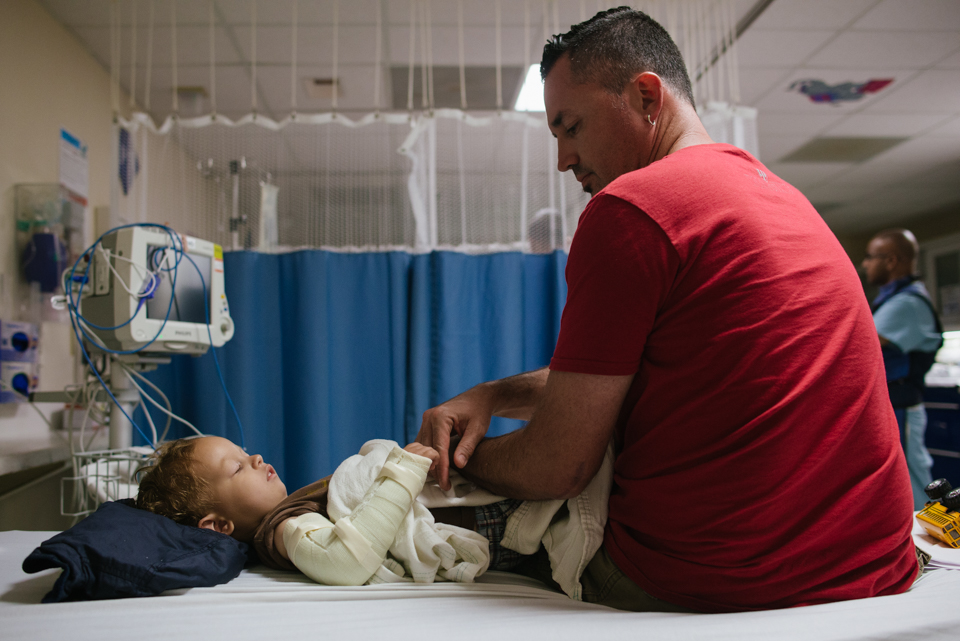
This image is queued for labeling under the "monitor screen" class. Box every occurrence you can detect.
[145,246,212,324]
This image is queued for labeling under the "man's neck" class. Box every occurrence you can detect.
[648,104,714,166]
[878,274,915,295]
[882,273,914,287]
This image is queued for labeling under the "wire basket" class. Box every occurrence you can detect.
[61,447,153,517]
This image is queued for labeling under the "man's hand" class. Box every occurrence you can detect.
[417,369,550,491]
[416,389,494,490]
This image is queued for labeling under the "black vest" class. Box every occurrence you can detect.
[871,278,943,408]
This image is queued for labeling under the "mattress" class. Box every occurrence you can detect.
[1,526,959,641]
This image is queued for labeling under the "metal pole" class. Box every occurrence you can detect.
[108,364,137,449]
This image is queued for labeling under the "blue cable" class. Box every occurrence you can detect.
[66,223,183,447]
[180,252,246,450]
[67,300,156,449]
[68,224,182,346]
[67,223,244,449]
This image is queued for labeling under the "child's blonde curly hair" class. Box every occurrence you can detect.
[136,438,214,526]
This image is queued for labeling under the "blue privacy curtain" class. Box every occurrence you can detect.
[139,250,567,490]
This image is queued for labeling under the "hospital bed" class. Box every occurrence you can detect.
[2,520,959,641]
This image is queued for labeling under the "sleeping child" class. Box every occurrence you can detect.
[136,435,612,598]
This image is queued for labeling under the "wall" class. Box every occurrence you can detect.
[119,119,225,242]
[0,1,223,531]
[0,0,118,317]
[0,463,75,531]
[0,0,118,529]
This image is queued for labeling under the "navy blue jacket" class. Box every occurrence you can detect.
[22,500,249,602]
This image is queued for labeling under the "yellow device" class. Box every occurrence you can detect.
[916,478,960,549]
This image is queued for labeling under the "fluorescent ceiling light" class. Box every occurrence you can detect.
[514,64,545,112]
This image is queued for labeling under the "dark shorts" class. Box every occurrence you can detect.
[513,542,930,612]
[511,543,696,612]
[579,544,932,612]
[470,505,931,610]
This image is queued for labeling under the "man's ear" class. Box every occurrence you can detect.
[629,71,664,117]
[198,513,235,535]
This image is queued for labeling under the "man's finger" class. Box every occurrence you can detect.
[415,419,434,447]
[431,419,454,490]
[436,453,451,490]
[453,423,482,469]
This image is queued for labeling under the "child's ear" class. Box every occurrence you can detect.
[198,513,235,536]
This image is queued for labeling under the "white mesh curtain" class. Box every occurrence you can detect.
[115,113,418,250]
[109,0,755,253]
[404,110,586,251]
[663,0,761,159]
[116,109,584,252]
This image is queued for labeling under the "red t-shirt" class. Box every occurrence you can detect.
[551,144,917,613]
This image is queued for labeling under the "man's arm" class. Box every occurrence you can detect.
[874,294,939,352]
[457,369,633,500]
[417,368,550,489]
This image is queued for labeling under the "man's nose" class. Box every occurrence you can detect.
[556,140,578,173]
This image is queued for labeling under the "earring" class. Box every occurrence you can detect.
[646,114,656,126]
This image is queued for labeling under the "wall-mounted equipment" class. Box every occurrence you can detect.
[0,320,39,403]
[15,184,84,294]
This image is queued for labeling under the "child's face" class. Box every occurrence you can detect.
[192,436,288,539]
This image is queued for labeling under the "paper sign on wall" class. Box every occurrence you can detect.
[59,128,88,206]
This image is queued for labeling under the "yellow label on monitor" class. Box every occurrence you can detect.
[214,244,223,259]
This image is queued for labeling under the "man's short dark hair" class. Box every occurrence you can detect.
[872,228,919,265]
[540,7,695,108]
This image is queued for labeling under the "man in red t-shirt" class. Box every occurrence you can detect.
[416,8,917,613]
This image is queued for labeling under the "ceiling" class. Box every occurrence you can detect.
[738,0,960,236]
[36,0,960,237]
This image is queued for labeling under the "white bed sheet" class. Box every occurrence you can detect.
[2,528,959,641]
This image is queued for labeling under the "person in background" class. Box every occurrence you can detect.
[862,229,944,509]
[528,208,565,254]
[417,7,920,613]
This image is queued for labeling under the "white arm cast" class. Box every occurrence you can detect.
[283,447,430,586]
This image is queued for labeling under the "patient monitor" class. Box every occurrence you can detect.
[79,227,234,355]
[54,224,237,450]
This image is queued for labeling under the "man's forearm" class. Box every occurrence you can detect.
[456,369,633,501]
[457,428,568,500]
[483,367,549,421]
